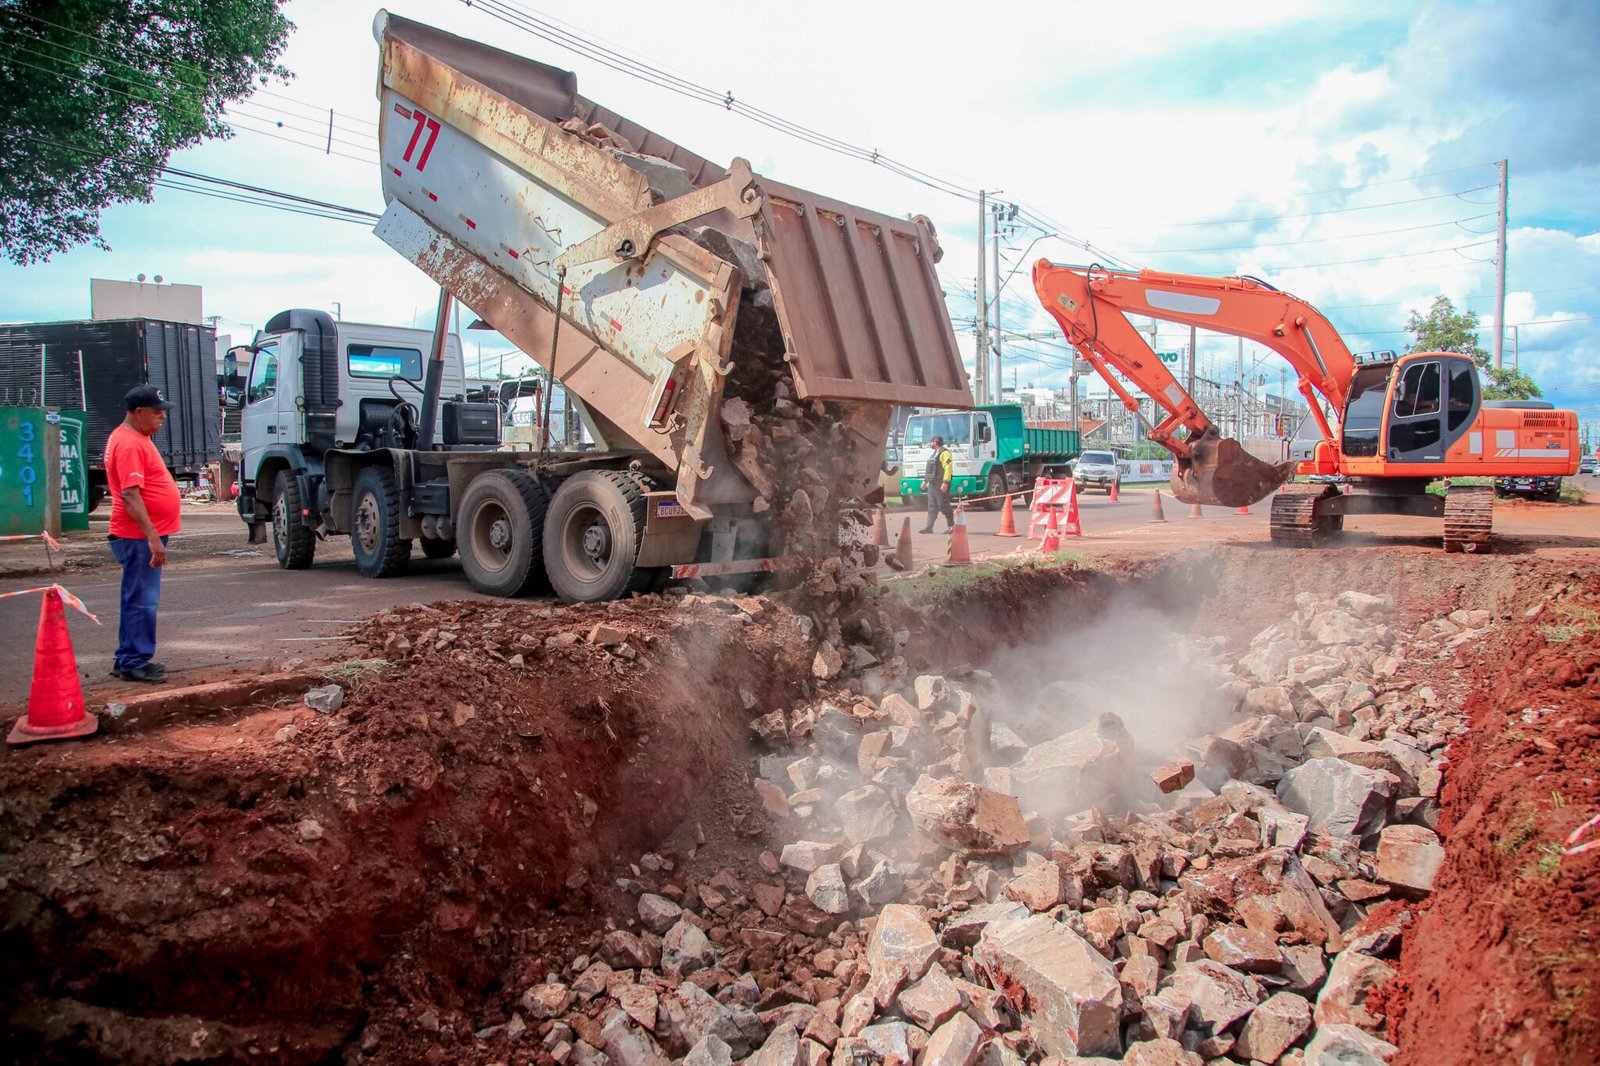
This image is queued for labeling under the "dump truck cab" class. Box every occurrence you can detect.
[236,308,497,568]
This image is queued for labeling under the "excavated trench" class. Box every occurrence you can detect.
[1,547,1596,1064]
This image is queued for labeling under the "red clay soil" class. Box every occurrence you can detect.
[1384,571,1600,1064]
[0,594,810,1063]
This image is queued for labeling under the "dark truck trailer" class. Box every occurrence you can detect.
[0,318,221,506]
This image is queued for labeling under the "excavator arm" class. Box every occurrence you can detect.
[1032,261,1358,507]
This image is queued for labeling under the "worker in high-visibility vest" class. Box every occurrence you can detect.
[919,435,954,533]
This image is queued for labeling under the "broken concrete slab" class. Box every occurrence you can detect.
[975,914,1123,1058]
[662,982,765,1059]
[1375,824,1445,897]
[922,1010,983,1066]
[1276,758,1397,839]
[907,776,1030,854]
[1234,990,1313,1062]
[1007,712,1134,816]
[1302,1022,1397,1065]
[662,919,717,978]
[637,893,683,935]
[744,1022,804,1066]
[834,785,899,844]
[1151,759,1196,794]
[1164,959,1264,1033]
[866,904,940,981]
[1314,950,1396,1033]
[1202,925,1283,973]
[805,864,851,915]
[897,963,962,1030]
[1003,860,1081,913]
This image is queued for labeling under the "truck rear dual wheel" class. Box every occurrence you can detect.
[458,469,549,597]
[543,470,661,603]
[272,471,316,569]
[351,465,412,578]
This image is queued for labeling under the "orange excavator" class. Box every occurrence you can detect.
[1032,262,1580,552]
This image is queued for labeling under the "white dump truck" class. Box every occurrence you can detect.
[235,12,970,602]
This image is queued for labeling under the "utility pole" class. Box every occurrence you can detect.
[1187,325,1197,398]
[1236,337,1244,442]
[975,191,989,405]
[991,201,1003,403]
[1493,159,1508,370]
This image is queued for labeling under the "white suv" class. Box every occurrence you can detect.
[1073,450,1121,494]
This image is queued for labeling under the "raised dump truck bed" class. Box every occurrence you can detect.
[373,11,969,520]
[239,13,972,603]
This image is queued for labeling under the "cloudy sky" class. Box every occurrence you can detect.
[3,0,1597,438]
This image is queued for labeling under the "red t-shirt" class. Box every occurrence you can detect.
[105,424,182,539]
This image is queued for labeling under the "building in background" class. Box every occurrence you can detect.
[90,278,204,325]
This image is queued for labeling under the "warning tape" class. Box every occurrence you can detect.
[0,584,101,624]
[0,531,62,551]
[1563,811,1600,858]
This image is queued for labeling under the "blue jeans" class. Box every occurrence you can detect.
[110,536,167,672]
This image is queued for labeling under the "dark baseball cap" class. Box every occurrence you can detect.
[125,384,173,411]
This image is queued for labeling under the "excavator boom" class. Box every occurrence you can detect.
[1033,262,1358,507]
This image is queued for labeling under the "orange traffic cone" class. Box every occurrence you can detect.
[895,517,913,569]
[1151,489,1167,522]
[947,507,972,565]
[870,505,889,547]
[1040,507,1062,553]
[1236,504,1251,516]
[8,588,97,746]
[1108,480,1120,502]
[1060,480,1083,536]
[996,494,1020,537]
[1189,501,1204,519]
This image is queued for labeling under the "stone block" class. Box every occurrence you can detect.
[1235,991,1313,1062]
[975,914,1122,1058]
[907,776,1030,854]
[1375,824,1445,897]
[1276,758,1396,839]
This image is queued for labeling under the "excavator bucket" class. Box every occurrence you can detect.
[1171,429,1297,509]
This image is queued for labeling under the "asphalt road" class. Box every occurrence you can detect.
[0,505,500,704]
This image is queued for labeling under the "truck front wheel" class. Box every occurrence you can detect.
[543,470,656,603]
[458,469,548,597]
[983,471,1007,511]
[272,471,316,570]
[351,465,411,578]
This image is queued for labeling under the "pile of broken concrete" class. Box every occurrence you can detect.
[503,590,1473,1065]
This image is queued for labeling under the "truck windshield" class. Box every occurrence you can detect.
[905,413,972,446]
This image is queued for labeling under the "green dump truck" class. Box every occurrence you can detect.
[899,404,1079,509]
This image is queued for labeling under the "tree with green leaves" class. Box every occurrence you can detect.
[1405,295,1541,400]
[0,0,293,264]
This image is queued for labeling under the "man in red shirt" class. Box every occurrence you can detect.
[104,385,183,683]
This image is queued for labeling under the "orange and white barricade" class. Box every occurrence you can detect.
[1028,478,1081,539]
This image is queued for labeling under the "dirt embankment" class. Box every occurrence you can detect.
[1,595,810,1062]
[1383,572,1600,1064]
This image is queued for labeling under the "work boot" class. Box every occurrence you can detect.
[116,663,168,684]
[918,526,935,534]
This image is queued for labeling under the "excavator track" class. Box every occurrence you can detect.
[1270,484,1338,547]
[1442,483,1494,553]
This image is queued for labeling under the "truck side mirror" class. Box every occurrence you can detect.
[977,422,991,443]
